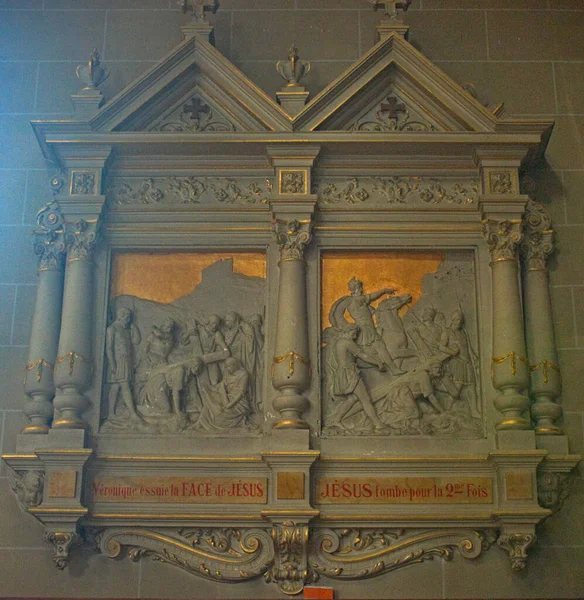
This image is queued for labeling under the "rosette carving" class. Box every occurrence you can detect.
[99,527,274,583]
[273,219,313,261]
[309,528,494,580]
[65,219,99,262]
[482,219,523,262]
[521,199,554,270]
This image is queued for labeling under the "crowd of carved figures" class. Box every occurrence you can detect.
[323,277,480,436]
[104,308,264,433]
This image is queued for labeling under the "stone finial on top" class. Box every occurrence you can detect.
[180,0,219,43]
[275,44,311,118]
[366,0,411,42]
[71,49,109,119]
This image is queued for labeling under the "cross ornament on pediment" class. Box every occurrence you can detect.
[380,96,406,120]
[183,97,210,122]
[180,0,219,22]
[366,0,412,21]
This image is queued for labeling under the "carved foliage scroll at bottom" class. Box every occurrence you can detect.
[496,532,536,571]
[98,528,275,583]
[94,527,496,594]
[46,531,81,570]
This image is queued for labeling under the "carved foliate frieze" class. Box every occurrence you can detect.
[521,200,554,271]
[316,177,478,206]
[151,95,237,133]
[71,171,97,196]
[273,219,313,261]
[98,527,274,582]
[482,219,523,262]
[108,177,272,206]
[489,172,515,195]
[496,532,536,571]
[64,219,99,262]
[8,469,44,510]
[279,170,307,195]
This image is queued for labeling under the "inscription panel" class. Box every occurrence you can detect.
[316,477,493,504]
[91,476,267,504]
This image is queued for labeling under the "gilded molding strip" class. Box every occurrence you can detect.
[491,351,529,379]
[95,455,262,462]
[529,360,560,384]
[318,513,495,521]
[272,351,311,378]
[25,358,54,383]
[90,512,261,520]
[56,351,92,376]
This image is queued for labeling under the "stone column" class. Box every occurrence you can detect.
[521,200,563,435]
[483,218,531,430]
[52,219,99,429]
[22,203,66,434]
[272,219,314,429]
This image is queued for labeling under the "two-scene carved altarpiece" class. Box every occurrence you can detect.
[4,3,581,597]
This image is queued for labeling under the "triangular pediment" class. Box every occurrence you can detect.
[293,34,497,133]
[91,36,292,133]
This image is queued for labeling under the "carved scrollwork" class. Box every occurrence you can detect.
[496,532,536,571]
[351,94,437,132]
[98,528,274,583]
[154,96,236,133]
[309,529,495,580]
[482,219,523,262]
[521,199,554,270]
[321,178,370,204]
[46,531,80,570]
[64,219,99,262]
[33,202,67,271]
[273,219,313,261]
[8,469,44,511]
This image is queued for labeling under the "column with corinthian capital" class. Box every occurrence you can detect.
[521,200,563,435]
[52,219,99,429]
[22,202,66,434]
[483,219,531,430]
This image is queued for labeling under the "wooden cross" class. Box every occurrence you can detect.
[367,0,412,20]
[380,96,406,120]
[181,0,219,21]
[184,97,210,121]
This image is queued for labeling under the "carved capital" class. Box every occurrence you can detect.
[46,531,80,570]
[496,532,536,571]
[266,522,312,596]
[33,201,66,272]
[537,471,571,515]
[273,219,313,261]
[65,219,100,262]
[8,469,44,511]
[521,200,554,270]
[482,219,523,262]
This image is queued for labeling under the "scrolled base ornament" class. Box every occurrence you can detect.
[46,531,80,570]
[98,527,274,583]
[496,532,536,571]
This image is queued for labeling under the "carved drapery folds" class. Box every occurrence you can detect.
[482,219,531,430]
[23,202,67,433]
[521,200,563,434]
[271,219,314,428]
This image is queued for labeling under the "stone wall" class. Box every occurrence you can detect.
[0,0,582,597]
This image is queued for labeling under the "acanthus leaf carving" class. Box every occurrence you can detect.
[496,532,536,571]
[153,95,236,133]
[64,219,100,262]
[46,531,81,570]
[273,219,313,261]
[482,219,523,262]
[521,199,554,270]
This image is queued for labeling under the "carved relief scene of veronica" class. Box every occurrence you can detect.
[320,251,483,438]
[103,253,266,435]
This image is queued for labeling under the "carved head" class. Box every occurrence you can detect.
[343,324,360,340]
[249,314,263,327]
[422,307,436,322]
[224,311,239,329]
[348,277,363,295]
[117,307,132,327]
[225,356,240,374]
[22,470,44,507]
[161,317,175,333]
[451,309,464,329]
[207,314,221,332]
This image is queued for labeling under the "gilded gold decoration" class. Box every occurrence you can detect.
[110,253,266,303]
[25,358,53,383]
[496,532,536,571]
[277,473,305,500]
[272,351,311,378]
[56,351,91,376]
[529,359,560,384]
[48,471,77,499]
[491,352,529,379]
[321,251,444,329]
[70,171,97,196]
[279,170,307,195]
[505,472,533,501]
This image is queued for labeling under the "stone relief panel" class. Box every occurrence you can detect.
[321,251,482,437]
[315,177,478,207]
[107,177,272,206]
[102,255,266,434]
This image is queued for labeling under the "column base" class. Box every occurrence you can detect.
[496,417,531,431]
[20,425,50,434]
[273,418,309,430]
[52,418,89,430]
[535,425,564,435]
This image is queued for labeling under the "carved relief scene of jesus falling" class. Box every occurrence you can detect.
[103,253,266,434]
[321,251,482,437]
